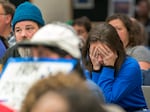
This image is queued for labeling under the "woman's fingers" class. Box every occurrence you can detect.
[90,46,98,58]
[96,44,118,66]
[97,45,109,58]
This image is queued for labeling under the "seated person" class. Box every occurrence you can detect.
[82,22,148,111]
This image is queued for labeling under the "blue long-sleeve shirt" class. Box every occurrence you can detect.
[85,56,147,112]
[0,39,6,59]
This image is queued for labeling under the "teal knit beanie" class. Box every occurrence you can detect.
[12,2,45,30]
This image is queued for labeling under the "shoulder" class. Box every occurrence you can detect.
[123,56,139,66]
[8,35,16,47]
[6,45,19,54]
[0,45,20,65]
[126,46,150,62]
[133,46,150,52]
[120,56,141,73]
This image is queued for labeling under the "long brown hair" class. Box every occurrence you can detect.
[82,23,126,74]
[106,13,138,47]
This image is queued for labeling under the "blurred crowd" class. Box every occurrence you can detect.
[0,0,150,112]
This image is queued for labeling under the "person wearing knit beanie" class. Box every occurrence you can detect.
[11,1,45,43]
[0,1,45,66]
[12,1,45,30]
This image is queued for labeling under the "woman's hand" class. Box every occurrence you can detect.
[97,44,118,67]
[89,46,103,70]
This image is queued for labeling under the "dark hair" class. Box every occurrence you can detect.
[131,18,148,46]
[72,16,91,32]
[0,0,15,18]
[82,22,126,74]
[106,13,136,47]
[20,73,106,112]
[137,0,150,9]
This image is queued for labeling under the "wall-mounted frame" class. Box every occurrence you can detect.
[108,0,135,17]
[73,0,94,9]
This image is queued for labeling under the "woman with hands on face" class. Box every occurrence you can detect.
[82,23,147,112]
[89,43,118,71]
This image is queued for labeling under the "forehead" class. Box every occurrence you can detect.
[15,20,39,28]
[108,19,125,27]
[109,19,123,24]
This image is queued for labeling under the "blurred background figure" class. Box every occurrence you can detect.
[130,17,148,46]
[135,0,150,47]
[0,0,15,47]
[0,0,15,59]
[72,16,91,46]
[20,73,106,112]
[106,14,150,85]
[130,18,150,85]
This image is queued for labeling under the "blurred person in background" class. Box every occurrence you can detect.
[0,0,15,59]
[0,1,45,67]
[72,16,91,47]
[130,17,148,46]
[0,0,15,47]
[135,0,150,47]
[82,22,147,112]
[130,18,150,85]
[106,14,150,85]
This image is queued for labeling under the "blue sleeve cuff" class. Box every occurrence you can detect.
[100,67,115,79]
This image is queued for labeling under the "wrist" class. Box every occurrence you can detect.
[93,65,101,71]
[103,65,114,69]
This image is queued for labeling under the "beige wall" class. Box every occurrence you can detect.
[32,0,72,24]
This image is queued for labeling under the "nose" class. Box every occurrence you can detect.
[21,30,26,37]
[98,55,103,64]
[20,30,28,40]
